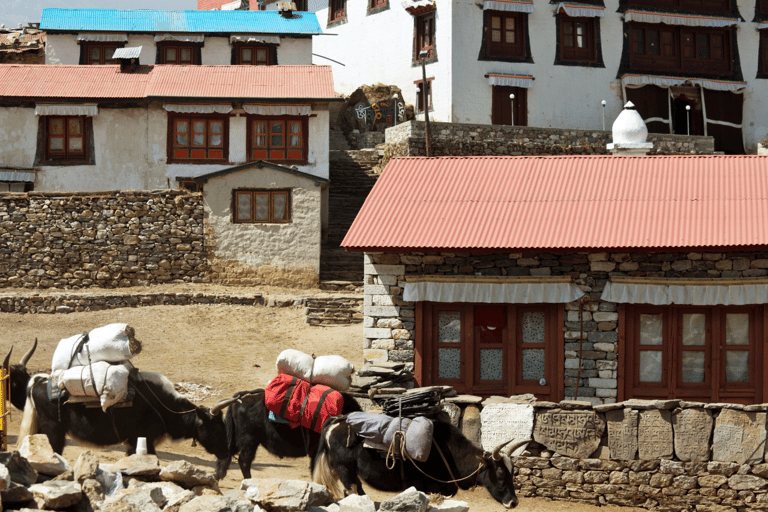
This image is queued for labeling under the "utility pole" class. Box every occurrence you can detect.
[420,51,432,157]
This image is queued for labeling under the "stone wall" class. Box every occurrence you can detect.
[382,121,716,160]
[362,250,768,403]
[468,399,768,511]
[0,190,208,289]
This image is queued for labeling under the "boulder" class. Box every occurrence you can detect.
[379,486,430,512]
[29,479,83,509]
[244,478,333,511]
[18,434,72,476]
[113,454,162,477]
[74,450,101,483]
[100,488,162,512]
[0,451,38,486]
[159,460,217,489]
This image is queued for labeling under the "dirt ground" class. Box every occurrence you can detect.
[1,284,645,512]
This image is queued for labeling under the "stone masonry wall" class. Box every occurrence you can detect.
[362,250,768,404]
[382,121,716,161]
[0,190,207,289]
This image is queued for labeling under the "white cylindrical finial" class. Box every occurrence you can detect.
[509,94,514,99]
[136,437,148,455]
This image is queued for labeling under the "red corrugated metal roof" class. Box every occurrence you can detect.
[342,155,768,252]
[0,64,337,100]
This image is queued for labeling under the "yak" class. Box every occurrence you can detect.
[313,414,530,509]
[220,388,362,479]
[8,342,237,480]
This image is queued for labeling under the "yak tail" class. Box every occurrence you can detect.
[219,405,237,473]
[312,419,345,501]
[18,375,44,448]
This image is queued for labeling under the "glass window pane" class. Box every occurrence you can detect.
[193,134,205,146]
[522,348,545,381]
[726,351,749,383]
[480,349,503,381]
[68,137,83,152]
[176,133,188,145]
[634,29,645,54]
[242,48,252,62]
[50,118,65,135]
[236,194,251,221]
[438,348,461,379]
[648,30,659,56]
[166,47,177,62]
[492,30,501,43]
[255,194,269,220]
[682,313,706,346]
[639,350,662,382]
[271,121,284,134]
[210,121,223,134]
[254,135,266,147]
[271,135,284,146]
[210,134,222,146]
[697,34,709,59]
[254,121,266,134]
[640,314,663,345]
[176,120,188,133]
[181,48,192,62]
[68,118,83,135]
[438,312,461,343]
[256,48,268,62]
[491,16,500,29]
[273,193,287,220]
[90,47,101,62]
[726,314,749,345]
[289,135,300,147]
[50,137,64,151]
[522,311,545,344]
[193,121,205,134]
[682,351,705,383]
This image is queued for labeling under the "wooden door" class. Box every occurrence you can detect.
[492,86,527,126]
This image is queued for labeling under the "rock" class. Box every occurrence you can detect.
[0,462,10,491]
[427,499,469,512]
[159,460,217,489]
[74,450,101,483]
[0,451,38,486]
[338,493,376,512]
[638,409,673,460]
[480,404,533,455]
[533,409,605,458]
[163,489,196,512]
[459,404,482,448]
[82,478,105,507]
[728,474,768,491]
[101,488,163,512]
[379,486,429,512]
[244,478,333,511]
[442,403,461,428]
[712,409,766,465]
[18,434,72,476]
[672,408,713,462]
[606,408,638,460]
[178,494,252,512]
[127,479,187,508]
[1,481,35,505]
[29,479,83,509]
[558,400,594,410]
[113,453,162,477]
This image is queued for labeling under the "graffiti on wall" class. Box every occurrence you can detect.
[355,100,405,131]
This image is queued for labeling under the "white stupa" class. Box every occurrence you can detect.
[606,101,653,155]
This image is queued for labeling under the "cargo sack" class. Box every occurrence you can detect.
[275,349,354,392]
[56,361,131,412]
[264,374,344,433]
[52,324,142,372]
[347,411,434,462]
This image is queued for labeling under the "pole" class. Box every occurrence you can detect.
[420,51,432,157]
[392,93,399,127]
[686,105,691,136]
[509,93,515,126]
[601,100,606,131]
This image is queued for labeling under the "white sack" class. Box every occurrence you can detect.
[52,324,141,372]
[59,361,130,412]
[275,349,354,392]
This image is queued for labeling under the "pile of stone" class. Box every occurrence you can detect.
[3,434,468,512]
[347,361,414,398]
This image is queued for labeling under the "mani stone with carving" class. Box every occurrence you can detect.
[533,409,605,459]
[606,408,638,461]
[672,408,713,462]
[712,408,766,465]
[638,409,674,460]
[480,404,533,455]
[606,101,653,156]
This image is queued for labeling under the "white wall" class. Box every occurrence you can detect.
[202,36,231,64]
[45,33,80,64]
[277,37,313,65]
[0,108,37,167]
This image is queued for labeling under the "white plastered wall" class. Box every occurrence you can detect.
[202,36,231,64]
[277,37,313,64]
[0,108,38,168]
[45,33,81,64]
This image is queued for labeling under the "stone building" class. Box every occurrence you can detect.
[0,26,45,64]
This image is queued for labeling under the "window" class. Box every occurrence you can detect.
[236,45,273,65]
[623,305,763,403]
[45,117,87,162]
[418,303,561,399]
[159,44,197,65]
[760,30,768,77]
[762,0,768,15]
[369,0,387,10]
[559,15,597,63]
[486,11,525,59]
[234,189,291,223]
[415,12,435,60]
[414,79,433,113]
[629,23,732,75]
[628,0,731,14]
[178,179,202,193]
[82,43,123,65]
[169,117,227,162]
[329,0,345,22]
[247,117,307,163]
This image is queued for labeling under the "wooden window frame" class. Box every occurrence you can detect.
[761,30,768,77]
[82,42,124,65]
[43,116,88,163]
[370,0,387,9]
[168,116,228,164]
[329,0,346,22]
[415,11,436,61]
[486,10,526,59]
[414,78,433,113]
[246,116,308,164]
[158,43,198,65]
[233,189,291,224]
[628,22,732,75]
[235,44,274,66]
[628,0,731,14]
[559,15,597,63]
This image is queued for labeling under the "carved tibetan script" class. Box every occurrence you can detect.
[606,408,638,461]
[638,409,674,460]
[533,409,605,458]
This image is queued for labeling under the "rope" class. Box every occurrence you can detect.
[384,431,484,485]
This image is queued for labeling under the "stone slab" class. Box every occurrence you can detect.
[712,408,766,464]
[480,403,534,455]
[638,409,674,460]
[606,408,638,461]
[533,409,605,458]
[672,408,713,462]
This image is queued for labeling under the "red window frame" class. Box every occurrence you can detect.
[370,0,387,8]
[629,23,732,75]
[247,117,307,164]
[415,12,435,60]
[45,116,87,162]
[486,10,525,59]
[169,116,228,163]
[560,15,597,63]
[160,44,197,65]
[236,45,273,65]
[330,0,345,21]
[83,43,123,65]
[233,189,291,223]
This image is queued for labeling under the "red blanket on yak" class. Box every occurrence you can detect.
[264,373,344,433]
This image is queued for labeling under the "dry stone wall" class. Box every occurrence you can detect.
[0,190,207,289]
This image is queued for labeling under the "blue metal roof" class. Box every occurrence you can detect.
[40,9,322,35]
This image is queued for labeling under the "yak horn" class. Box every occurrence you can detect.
[210,397,240,416]
[3,347,11,371]
[19,338,37,368]
[492,438,531,461]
